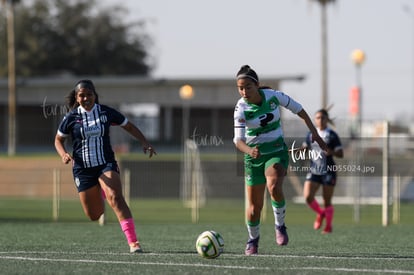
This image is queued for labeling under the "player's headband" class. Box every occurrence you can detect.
[237,74,258,83]
[75,80,95,92]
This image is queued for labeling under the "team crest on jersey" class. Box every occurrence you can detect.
[100,115,108,123]
[269,101,277,110]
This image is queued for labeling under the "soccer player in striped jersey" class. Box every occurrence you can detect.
[302,109,343,234]
[233,65,327,255]
[54,80,156,253]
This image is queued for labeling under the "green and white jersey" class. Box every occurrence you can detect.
[233,88,302,155]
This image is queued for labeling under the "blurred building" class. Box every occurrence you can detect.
[0,75,305,152]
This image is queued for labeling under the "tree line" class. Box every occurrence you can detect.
[0,0,153,77]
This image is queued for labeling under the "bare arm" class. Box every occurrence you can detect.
[327,148,344,158]
[54,134,73,164]
[297,109,328,151]
[235,140,260,159]
[121,121,156,157]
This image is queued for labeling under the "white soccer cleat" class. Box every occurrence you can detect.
[129,242,143,253]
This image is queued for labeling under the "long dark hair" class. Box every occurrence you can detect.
[316,108,334,126]
[65,79,100,110]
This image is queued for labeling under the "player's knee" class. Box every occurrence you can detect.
[86,210,104,221]
[267,181,283,196]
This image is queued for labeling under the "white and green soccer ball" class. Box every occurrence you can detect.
[195,230,224,259]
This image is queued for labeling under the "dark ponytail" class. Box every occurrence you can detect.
[236,65,259,84]
[65,89,77,110]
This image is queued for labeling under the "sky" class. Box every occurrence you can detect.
[101,0,414,124]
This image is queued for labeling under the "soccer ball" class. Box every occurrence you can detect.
[195,230,224,259]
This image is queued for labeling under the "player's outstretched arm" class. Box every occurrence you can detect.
[297,109,328,151]
[121,121,156,157]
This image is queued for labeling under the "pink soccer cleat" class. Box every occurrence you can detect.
[275,225,289,246]
[322,226,332,234]
[245,237,259,256]
[314,213,325,230]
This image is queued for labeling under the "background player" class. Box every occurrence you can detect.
[303,109,343,234]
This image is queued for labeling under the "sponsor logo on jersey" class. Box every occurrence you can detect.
[84,125,101,137]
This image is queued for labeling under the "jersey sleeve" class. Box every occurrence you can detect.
[106,106,128,126]
[57,115,71,137]
[274,91,303,114]
[119,117,128,127]
[329,131,343,151]
[233,101,246,144]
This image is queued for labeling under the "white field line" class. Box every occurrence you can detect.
[0,251,413,273]
[0,255,269,271]
[1,251,413,261]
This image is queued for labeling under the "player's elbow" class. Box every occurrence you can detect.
[233,137,243,146]
[233,139,247,153]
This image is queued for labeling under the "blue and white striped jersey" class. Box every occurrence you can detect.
[57,104,128,168]
[303,127,342,175]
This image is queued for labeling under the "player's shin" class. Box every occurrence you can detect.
[120,218,138,244]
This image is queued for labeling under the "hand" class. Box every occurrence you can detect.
[325,148,333,156]
[249,145,260,159]
[143,145,156,158]
[61,152,72,164]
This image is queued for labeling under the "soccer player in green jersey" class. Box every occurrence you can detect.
[233,65,327,255]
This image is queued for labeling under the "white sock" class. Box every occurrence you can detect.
[247,224,260,240]
[272,205,286,226]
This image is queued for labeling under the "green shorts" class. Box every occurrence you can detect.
[244,149,289,186]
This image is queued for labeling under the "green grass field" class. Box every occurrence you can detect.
[0,198,413,274]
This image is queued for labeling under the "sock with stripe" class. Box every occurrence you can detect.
[246,220,260,240]
[271,199,286,226]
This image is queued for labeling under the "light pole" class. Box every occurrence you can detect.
[311,0,336,108]
[179,84,194,142]
[350,49,366,137]
[2,0,16,156]
[403,5,414,120]
[320,0,329,108]
[350,48,365,223]
[179,84,196,221]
